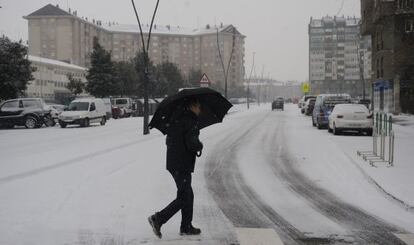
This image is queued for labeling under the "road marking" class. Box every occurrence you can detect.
[235,228,284,245]
[394,233,414,245]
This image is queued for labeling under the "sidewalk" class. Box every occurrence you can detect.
[337,121,414,209]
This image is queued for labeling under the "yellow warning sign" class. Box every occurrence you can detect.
[302,82,310,93]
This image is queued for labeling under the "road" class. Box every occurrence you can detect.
[1,104,413,245]
[203,105,409,244]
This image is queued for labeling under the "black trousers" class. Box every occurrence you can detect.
[157,170,194,227]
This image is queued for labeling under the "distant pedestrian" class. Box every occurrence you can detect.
[148,98,203,238]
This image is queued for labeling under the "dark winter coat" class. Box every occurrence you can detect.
[166,110,203,173]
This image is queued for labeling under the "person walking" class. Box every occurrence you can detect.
[148,98,203,239]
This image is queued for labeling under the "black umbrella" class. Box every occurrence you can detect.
[149,88,233,134]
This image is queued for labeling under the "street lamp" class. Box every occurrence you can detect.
[247,52,255,109]
[216,26,236,98]
[131,0,160,135]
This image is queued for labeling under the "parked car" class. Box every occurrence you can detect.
[111,105,125,119]
[358,99,371,109]
[299,95,316,109]
[0,98,52,129]
[272,97,284,111]
[312,94,351,129]
[102,98,113,120]
[303,98,316,116]
[328,104,373,136]
[58,98,107,128]
[112,98,133,117]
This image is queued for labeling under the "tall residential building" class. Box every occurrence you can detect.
[24,4,246,91]
[309,16,372,97]
[361,0,414,114]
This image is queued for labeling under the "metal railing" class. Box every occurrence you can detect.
[357,112,395,167]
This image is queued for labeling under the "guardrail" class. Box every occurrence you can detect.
[357,112,395,167]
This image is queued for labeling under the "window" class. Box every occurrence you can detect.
[22,100,40,109]
[405,19,414,33]
[1,100,20,111]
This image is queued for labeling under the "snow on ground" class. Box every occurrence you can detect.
[0,103,251,245]
[1,102,414,244]
[394,114,414,129]
[285,104,414,232]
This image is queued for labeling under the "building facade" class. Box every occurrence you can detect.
[24,4,246,91]
[26,55,87,103]
[361,0,414,114]
[309,16,372,97]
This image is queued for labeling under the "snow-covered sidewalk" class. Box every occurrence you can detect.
[286,104,414,231]
[336,122,414,209]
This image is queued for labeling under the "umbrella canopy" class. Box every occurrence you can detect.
[149,88,233,134]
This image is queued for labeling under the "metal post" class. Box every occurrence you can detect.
[216,27,236,99]
[389,131,395,166]
[247,52,255,109]
[131,0,160,135]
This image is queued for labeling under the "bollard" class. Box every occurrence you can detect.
[358,112,395,167]
[390,131,395,166]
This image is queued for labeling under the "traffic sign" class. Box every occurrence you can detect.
[302,82,310,93]
[199,73,211,87]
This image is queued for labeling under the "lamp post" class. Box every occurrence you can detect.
[357,32,366,100]
[131,0,160,135]
[216,26,236,98]
[247,52,255,109]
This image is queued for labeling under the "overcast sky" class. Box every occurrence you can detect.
[0,0,361,82]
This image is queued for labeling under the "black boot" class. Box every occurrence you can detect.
[148,214,162,238]
[180,224,201,236]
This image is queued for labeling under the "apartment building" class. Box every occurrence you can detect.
[26,55,87,103]
[309,16,372,97]
[361,0,414,114]
[24,4,246,90]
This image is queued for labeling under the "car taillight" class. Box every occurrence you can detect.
[337,115,344,119]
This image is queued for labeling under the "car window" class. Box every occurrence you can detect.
[90,103,96,111]
[68,102,90,111]
[1,101,20,111]
[115,99,128,104]
[22,100,41,109]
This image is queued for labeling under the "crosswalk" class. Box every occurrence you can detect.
[234,229,414,245]
[235,228,284,245]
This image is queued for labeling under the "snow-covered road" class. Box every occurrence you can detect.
[1,104,414,245]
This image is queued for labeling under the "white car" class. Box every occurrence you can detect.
[328,104,373,136]
[58,98,107,128]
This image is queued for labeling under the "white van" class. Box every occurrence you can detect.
[58,98,107,128]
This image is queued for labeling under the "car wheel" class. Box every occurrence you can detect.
[59,121,67,128]
[24,116,38,129]
[328,124,333,133]
[333,123,341,135]
[100,116,106,126]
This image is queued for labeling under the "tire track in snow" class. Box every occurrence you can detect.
[0,135,159,185]
[264,110,406,244]
[205,111,305,245]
